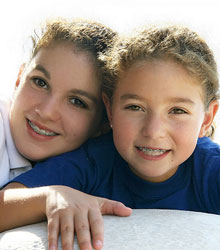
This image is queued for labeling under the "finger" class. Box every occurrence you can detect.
[47,215,59,250]
[99,199,132,216]
[88,209,104,250]
[74,211,92,250]
[60,213,74,250]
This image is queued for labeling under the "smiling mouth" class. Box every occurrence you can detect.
[136,146,169,156]
[28,120,58,136]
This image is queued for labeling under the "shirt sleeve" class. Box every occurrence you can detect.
[0,111,10,187]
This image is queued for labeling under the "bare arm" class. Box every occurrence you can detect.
[0,183,47,232]
[0,184,132,250]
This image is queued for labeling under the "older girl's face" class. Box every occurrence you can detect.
[104,59,218,182]
[10,44,103,161]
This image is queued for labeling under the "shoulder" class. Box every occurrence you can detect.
[188,137,220,186]
[86,132,115,155]
[191,137,220,188]
[7,133,118,191]
[191,138,220,213]
[44,132,118,183]
[191,137,220,173]
[195,137,220,159]
[85,132,117,165]
[40,132,116,167]
[11,133,116,188]
[71,132,116,167]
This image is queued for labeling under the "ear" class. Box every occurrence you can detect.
[102,93,113,125]
[199,100,219,138]
[15,63,26,88]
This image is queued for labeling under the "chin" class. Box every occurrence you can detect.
[21,151,48,162]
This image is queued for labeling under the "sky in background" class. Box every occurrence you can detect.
[0,0,219,141]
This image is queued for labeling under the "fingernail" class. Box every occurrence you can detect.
[117,202,125,207]
[95,240,103,247]
[50,246,56,250]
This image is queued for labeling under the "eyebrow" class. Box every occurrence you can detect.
[70,89,98,104]
[166,97,195,105]
[120,94,195,105]
[35,64,51,79]
[120,94,145,102]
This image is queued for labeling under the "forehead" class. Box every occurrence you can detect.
[26,45,96,75]
[29,41,97,68]
[117,59,204,101]
[22,45,101,98]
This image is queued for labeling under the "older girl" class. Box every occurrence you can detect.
[0,17,117,187]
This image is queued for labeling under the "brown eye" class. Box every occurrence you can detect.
[126,105,143,111]
[70,97,88,109]
[33,78,48,89]
[170,108,187,114]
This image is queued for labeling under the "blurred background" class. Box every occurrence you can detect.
[0,0,219,142]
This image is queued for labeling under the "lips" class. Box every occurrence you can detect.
[28,120,59,136]
[135,145,171,161]
[136,146,169,156]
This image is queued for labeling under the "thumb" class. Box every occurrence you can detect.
[99,199,132,217]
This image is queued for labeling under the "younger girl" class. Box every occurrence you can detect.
[2,25,220,250]
[0,17,117,187]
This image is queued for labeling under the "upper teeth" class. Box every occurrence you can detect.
[28,120,57,136]
[138,147,167,156]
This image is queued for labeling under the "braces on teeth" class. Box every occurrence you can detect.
[138,147,167,155]
[28,120,57,136]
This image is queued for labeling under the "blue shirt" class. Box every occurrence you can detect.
[11,133,220,214]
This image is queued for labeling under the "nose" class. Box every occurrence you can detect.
[141,113,166,139]
[34,97,61,121]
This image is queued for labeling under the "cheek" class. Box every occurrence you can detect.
[172,117,203,141]
[9,98,22,122]
[172,127,197,147]
[171,120,201,160]
[64,111,100,139]
[66,114,86,132]
[12,86,34,110]
[112,114,135,151]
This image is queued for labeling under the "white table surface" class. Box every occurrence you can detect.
[1,209,220,250]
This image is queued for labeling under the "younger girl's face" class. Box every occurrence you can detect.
[105,59,217,182]
[10,44,103,161]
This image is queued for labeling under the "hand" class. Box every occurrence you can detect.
[45,186,132,250]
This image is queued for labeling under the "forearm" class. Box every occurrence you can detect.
[0,186,48,232]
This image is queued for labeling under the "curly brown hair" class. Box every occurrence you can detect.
[103,25,219,105]
[102,24,219,137]
[31,18,116,57]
